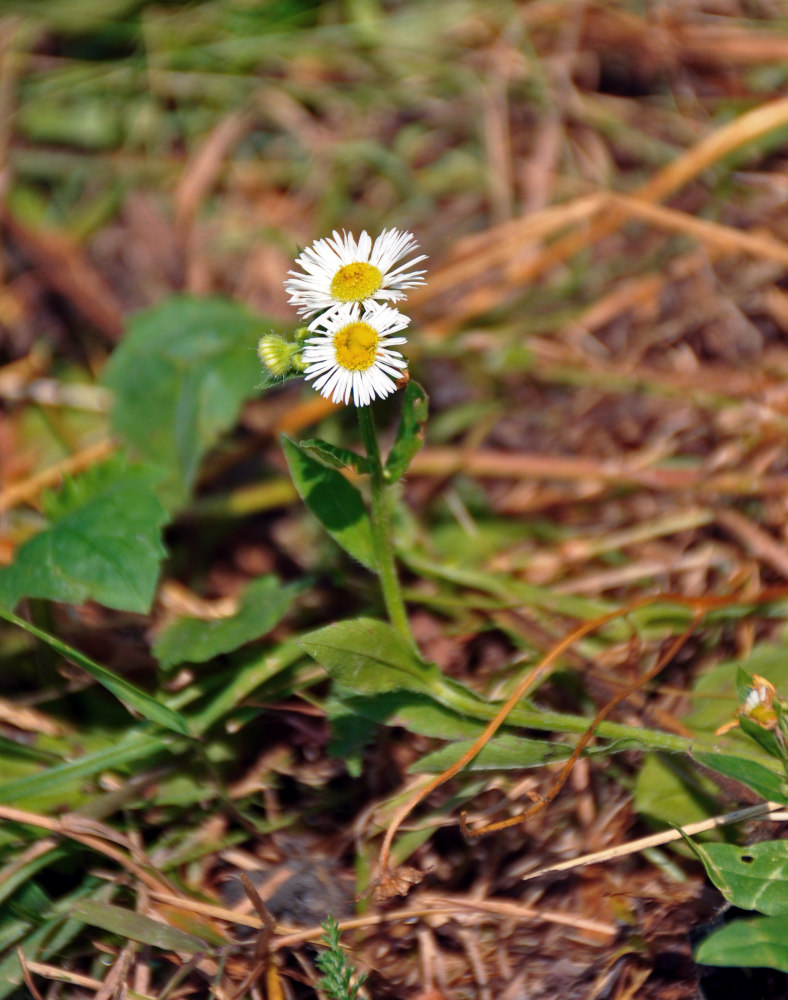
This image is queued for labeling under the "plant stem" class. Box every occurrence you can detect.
[357,405,413,643]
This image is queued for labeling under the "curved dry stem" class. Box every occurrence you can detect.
[375,585,788,887]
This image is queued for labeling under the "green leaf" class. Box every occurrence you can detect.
[635,753,721,828]
[299,438,371,475]
[688,839,788,915]
[71,899,209,953]
[102,296,270,510]
[384,380,428,483]
[281,435,375,569]
[410,734,574,773]
[299,617,455,699]
[0,455,168,614]
[694,751,788,805]
[153,575,302,670]
[695,913,788,972]
[0,612,190,736]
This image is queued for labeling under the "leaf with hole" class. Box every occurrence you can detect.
[695,913,788,973]
[688,839,788,915]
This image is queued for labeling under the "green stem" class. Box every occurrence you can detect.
[357,405,413,643]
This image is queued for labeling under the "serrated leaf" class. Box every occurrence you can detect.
[693,752,788,805]
[299,438,371,474]
[72,900,209,953]
[384,381,428,483]
[102,296,271,510]
[695,913,788,972]
[153,575,302,670]
[0,455,167,614]
[281,435,374,569]
[688,840,788,915]
[0,612,190,736]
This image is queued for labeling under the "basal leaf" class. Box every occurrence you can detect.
[102,296,270,510]
[0,455,167,614]
[695,913,788,973]
[153,575,302,670]
[688,839,788,915]
[281,435,374,569]
[694,752,788,805]
[384,380,428,483]
[71,900,210,953]
[298,617,444,697]
[0,612,190,736]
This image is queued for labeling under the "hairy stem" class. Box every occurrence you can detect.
[357,405,413,643]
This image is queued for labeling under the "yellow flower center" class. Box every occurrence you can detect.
[330,262,383,302]
[333,321,379,371]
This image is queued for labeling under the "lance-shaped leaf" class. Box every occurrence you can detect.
[0,610,190,736]
[71,900,215,952]
[693,751,788,805]
[282,435,375,569]
[0,455,167,614]
[384,380,428,483]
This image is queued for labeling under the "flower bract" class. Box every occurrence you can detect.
[284,229,427,319]
[302,301,409,407]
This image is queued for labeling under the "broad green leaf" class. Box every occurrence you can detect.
[71,900,211,953]
[695,913,788,972]
[0,612,190,737]
[635,754,720,829]
[0,879,109,1000]
[688,840,788,915]
[281,435,375,569]
[0,455,168,614]
[299,438,371,474]
[153,575,302,670]
[693,752,788,805]
[384,380,428,483]
[102,296,270,510]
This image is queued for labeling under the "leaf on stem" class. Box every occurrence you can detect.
[695,912,788,973]
[384,381,428,483]
[281,435,375,569]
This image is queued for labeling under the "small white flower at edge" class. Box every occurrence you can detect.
[301,301,409,407]
[284,228,427,319]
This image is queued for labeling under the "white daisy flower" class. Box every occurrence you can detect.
[302,301,409,407]
[284,228,427,319]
